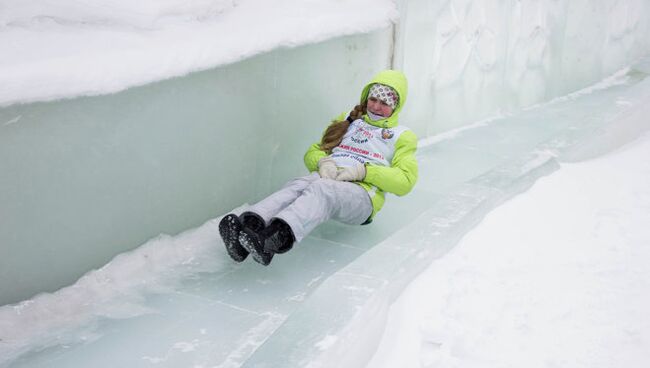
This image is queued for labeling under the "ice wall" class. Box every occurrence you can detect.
[397,0,650,135]
[0,31,392,305]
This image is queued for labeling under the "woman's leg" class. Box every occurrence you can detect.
[237,178,372,265]
[220,173,319,263]
[246,172,320,223]
[274,179,372,242]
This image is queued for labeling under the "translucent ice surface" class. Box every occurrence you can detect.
[2,58,650,368]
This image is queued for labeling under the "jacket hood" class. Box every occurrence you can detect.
[360,70,408,128]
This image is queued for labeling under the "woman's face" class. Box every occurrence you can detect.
[367,96,394,118]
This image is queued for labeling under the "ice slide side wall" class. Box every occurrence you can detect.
[397,0,650,136]
[0,31,393,305]
[2,0,650,305]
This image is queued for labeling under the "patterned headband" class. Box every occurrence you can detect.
[368,83,398,109]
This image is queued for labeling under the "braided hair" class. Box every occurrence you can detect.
[319,102,366,153]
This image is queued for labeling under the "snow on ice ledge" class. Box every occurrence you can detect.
[0,0,397,107]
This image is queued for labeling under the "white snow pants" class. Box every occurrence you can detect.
[246,173,373,242]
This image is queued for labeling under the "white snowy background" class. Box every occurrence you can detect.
[370,132,650,367]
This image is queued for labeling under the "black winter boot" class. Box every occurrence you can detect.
[262,218,296,254]
[240,211,265,232]
[219,214,248,262]
[219,212,266,262]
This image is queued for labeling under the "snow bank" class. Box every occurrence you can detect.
[369,132,650,368]
[0,0,235,29]
[0,0,397,106]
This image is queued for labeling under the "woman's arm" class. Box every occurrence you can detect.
[304,142,328,172]
[364,130,418,196]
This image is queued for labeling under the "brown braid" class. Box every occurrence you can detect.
[319,103,367,153]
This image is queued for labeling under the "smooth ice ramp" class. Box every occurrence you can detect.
[2,58,650,368]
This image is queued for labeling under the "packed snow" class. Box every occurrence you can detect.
[0,0,396,106]
[369,132,650,368]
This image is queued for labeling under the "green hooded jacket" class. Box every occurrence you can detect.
[303,70,419,220]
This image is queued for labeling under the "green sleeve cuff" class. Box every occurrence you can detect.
[304,143,328,172]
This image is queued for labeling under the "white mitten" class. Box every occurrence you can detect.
[318,157,338,180]
[336,164,366,182]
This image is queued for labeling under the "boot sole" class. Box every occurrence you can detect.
[239,229,273,266]
[218,214,249,262]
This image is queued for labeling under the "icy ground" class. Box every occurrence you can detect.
[1,59,650,367]
[370,132,650,368]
